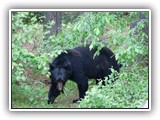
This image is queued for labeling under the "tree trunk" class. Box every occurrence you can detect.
[43,11,61,40]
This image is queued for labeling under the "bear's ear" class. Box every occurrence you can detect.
[48,62,55,70]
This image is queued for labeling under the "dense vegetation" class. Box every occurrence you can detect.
[11,11,149,108]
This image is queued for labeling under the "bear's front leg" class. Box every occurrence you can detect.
[48,84,60,104]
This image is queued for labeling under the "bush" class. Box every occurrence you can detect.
[77,12,149,108]
[12,12,51,107]
[78,66,148,108]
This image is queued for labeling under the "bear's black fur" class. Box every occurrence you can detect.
[48,45,120,104]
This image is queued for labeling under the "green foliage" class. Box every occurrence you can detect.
[12,12,50,107]
[11,11,149,108]
[12,14,49,77]
[77,12,149,108]
[78,66,148,108]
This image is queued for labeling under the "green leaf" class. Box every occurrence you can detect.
[38,64,41,69]
[106,18,110,24]
[21,76,26,81]
[18,63,23,67]
[84,41,87,47]
[24,85,30,90]
[89,44,93,50]
[16,76,21,81]
[28,39,33,44]
[29,97,34,102]
[94,28,100,35]
[22,38,26,43]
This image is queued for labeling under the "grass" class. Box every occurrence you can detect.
[12,71,99,109]
[12,78,80,108]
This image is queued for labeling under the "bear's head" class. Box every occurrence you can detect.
[48,58,72,91]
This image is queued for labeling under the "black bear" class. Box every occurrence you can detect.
[48,45,120,104]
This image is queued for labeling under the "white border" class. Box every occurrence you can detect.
[9,9,12,111]
[10,9,150,12]
[9,9,151,111]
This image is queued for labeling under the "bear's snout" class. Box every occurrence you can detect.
[57,82,63,91]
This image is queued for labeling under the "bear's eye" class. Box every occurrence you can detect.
[64,65,69,70]
[63,62,71,70]
[64,64,70,70]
